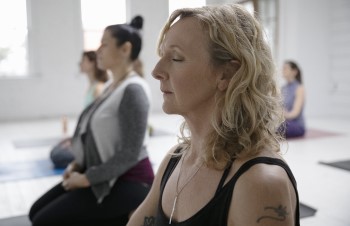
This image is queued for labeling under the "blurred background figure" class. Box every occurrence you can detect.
[30,15,154,226]
[79,51,109,107]
[50,51,108,169]
[281,60,306,138]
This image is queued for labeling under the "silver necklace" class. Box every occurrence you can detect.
[169,152,204,224]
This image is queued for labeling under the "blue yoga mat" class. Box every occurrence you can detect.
[0,159,64,183]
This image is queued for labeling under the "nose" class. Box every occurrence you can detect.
[96,45,102,55]
[152,59,167,81]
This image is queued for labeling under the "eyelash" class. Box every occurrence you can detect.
[172,59,183,62]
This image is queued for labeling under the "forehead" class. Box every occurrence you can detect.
[162,17,208,51]
[102,29,114,42]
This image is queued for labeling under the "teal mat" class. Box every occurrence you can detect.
[0,159,64,182]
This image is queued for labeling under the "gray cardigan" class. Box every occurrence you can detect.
[72,74,151,202]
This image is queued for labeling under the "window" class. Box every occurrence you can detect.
[81,0,126,50]
[169,0,206,15]
[240,0,279,60]
[257,0,279,59]
[0,0,28,77]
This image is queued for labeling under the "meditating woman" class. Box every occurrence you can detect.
[30,16,154,226]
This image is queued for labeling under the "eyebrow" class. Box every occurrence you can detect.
[168,44,184,52]
[159,44,184,56]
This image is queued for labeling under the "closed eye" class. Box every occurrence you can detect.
[172,59,183,62]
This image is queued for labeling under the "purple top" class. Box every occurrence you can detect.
[282,80,305,127]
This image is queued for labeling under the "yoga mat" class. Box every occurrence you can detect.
[150,128,174,137]
[0,159,64,183]
[12,129,172,149]
[288,128,341,140]
[300,202,317,218]
[319,159,350,172]
[0,215,30,226]
[13,137,62,149]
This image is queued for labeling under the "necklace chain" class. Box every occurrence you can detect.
[169,152,204,224]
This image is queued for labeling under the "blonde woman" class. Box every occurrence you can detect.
[127,4,299,226]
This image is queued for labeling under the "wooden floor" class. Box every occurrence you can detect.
[0,113,350,226]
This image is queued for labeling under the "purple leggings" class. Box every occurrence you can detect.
[285,120,305,138]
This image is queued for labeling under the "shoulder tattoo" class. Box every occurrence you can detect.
[256,205,289,223]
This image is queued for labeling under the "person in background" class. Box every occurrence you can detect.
[50,51,109,169]
[127,4,300,226]
[80,51,109,107]
[281,60,306,138]
[30,15,154,226]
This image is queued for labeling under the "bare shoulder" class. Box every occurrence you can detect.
[228,157,297,226]
[127,144,181,226]
[157,144,182,173]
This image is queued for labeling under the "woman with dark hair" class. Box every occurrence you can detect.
[80,51,109,107]
[29,16,154,226]
[281,60,306,138]
[50,50,108,169]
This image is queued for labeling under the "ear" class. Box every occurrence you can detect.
[217,60,240,91]
[121,41,132,57]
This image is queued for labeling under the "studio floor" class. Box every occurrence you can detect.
[0,113,349,226]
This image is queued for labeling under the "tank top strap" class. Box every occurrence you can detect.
[224,156,300,226]
[159,147,182,192]
[215,161,234,196]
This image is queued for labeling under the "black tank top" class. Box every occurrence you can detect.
[155,155,300,226]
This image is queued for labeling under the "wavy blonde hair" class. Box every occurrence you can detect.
[157,4,284,169]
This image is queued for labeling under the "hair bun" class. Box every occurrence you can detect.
[130,15,143,30]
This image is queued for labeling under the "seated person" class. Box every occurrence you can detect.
[281,60,306,138]
[30,16,154,226]
[50,51,108,168]
[127,4,300,226]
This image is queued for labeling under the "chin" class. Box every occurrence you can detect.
[162,104,176,115]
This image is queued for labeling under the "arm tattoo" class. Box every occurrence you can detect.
[256,205,288,223]
[141,216,155,226]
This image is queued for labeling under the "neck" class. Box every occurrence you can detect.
[184,111,214,163]
[287,77,297,83]
[86,71,95,85]
[110,64,133,86]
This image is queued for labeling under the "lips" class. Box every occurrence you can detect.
[162,90,172,94]
[160,86,172,94]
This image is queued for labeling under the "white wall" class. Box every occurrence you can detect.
[0,0,168,122]
[126,0,169,114]
[0,0,86,121]
[279,0,350,119]
[0,0,349,121]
